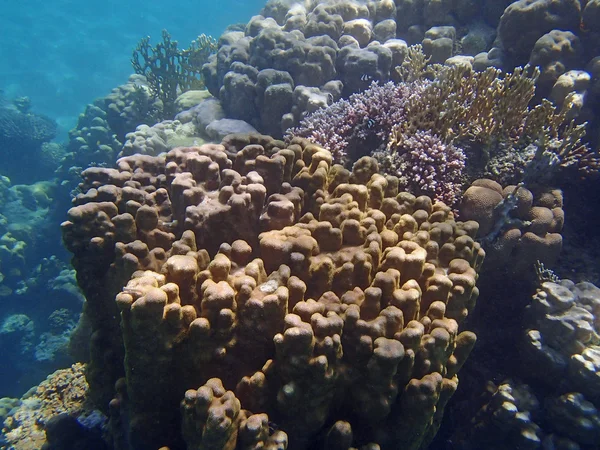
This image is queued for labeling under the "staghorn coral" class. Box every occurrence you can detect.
[521,94,600,180]
[182,34,219,89]
[390,61,600,184]
[61,134,484,450]
[395,44,433,83]
[394,65,539,146]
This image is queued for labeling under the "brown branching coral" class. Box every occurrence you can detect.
[390,57,599,183]
[182,34,219,90]
[62,134,484,450]
[395,44,433,83]
[394,66,539,146]
[522,94,600,179]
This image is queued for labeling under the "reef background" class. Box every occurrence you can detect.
[0,0,265,138]
[0,0,264,399]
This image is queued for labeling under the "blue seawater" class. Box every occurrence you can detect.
[0,0,264,138]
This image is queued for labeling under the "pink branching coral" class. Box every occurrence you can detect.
[287,80,466,205]
[287,81,419,164]
[373,130,466,205]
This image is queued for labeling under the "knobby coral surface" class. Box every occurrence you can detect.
[61,134,484,450]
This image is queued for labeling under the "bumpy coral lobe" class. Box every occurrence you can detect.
[62,134,484,450]
[460,179,563,274]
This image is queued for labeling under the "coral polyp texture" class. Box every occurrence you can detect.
[61,134,484,449]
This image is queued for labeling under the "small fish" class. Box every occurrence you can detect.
[367,118,376,128]
[360,74,373,82]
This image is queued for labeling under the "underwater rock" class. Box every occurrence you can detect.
[529,30,583,96]
[454,279,600,449]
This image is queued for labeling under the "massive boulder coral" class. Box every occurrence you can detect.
[60,75,162,187]
[201,1,415,136]
[497,0,582,66]
[62,134,484,449]
[459,179,563,275]
[528,30,583,95]
[0,96,58,184]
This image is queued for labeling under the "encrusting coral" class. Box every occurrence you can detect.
[2,363,90,449]
[61,134,484,449]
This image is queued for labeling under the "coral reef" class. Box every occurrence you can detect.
[61,134,484,449]
[0,314,35,356]
[0,94,57,184]
[2,363,103,450]
[8,1,600,449]
[0,252,83,397]
[202,2,410,136]
[195,0,600,145]
[452,279,600,449]
[459,179,563,275]
[0,181,65,294]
